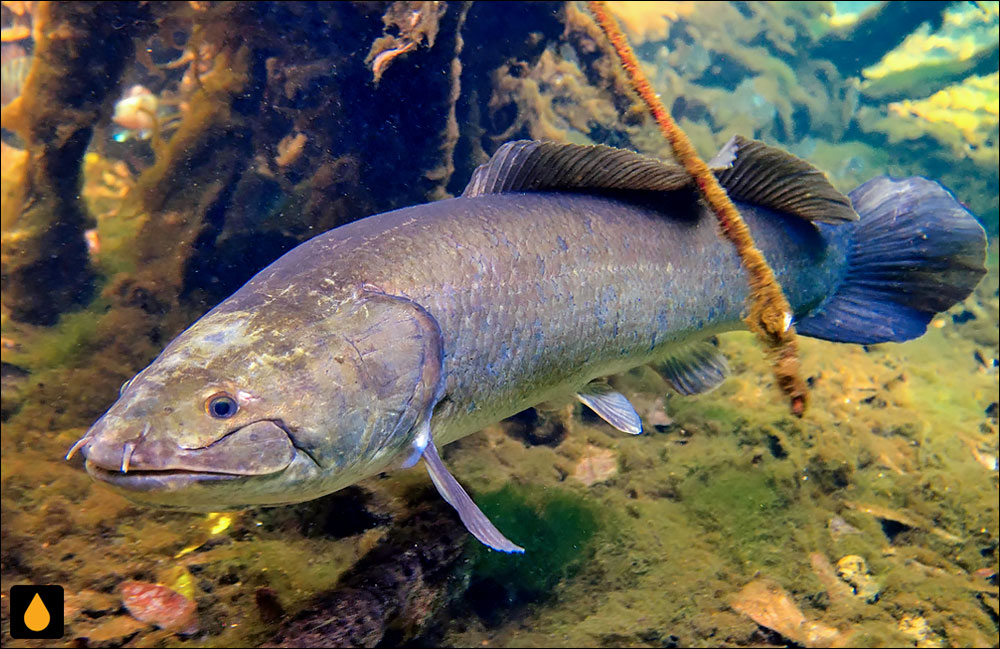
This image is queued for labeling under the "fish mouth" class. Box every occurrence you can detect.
[85,462,242,491]
[81,419,298,491]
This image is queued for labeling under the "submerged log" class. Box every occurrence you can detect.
[1,2,153,325]
[269,504,468,648]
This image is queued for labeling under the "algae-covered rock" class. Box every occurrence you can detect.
[270,504,468,648]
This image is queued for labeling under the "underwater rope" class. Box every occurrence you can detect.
[586,1,808,416]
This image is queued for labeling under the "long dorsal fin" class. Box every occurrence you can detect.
[462,140,691,197]
[462,138,858,224]
[713,135,858,224]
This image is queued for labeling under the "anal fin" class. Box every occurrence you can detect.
[655,339,729,396]
[576,380,643,435]
[423,440,524,554]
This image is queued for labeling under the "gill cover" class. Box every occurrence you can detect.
[305,288,446,472]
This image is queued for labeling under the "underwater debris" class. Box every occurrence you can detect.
[274,131,308,168]
[502,405,569,446]
[961,432,999,472]
[77,614,148,647]
[110,84,180,144]
[366,1,447,84]
[112,85,158,133]
[270,505,467,648]
[115,38,263,313]
[255,587,286,625]
[897,614,944,648]
[120,580,199,635]
[827,515,862,541]
[730,578,843,647]
[844,500,964,545]
[835,554,881,604]
[1,1,153,325]
[174,512,235,558]
[571,444,618,486]
[1,42,30,106]
[809,552,856,606]
[645,396,672,428]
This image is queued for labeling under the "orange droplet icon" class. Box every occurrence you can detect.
[24,592,51,632]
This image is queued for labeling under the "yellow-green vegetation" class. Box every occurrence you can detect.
[3,308,103,372]
[861,2,999,99]
[682,468,797,569]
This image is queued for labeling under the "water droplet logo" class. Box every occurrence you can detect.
[25,592,51,631]
[10,585,64,639]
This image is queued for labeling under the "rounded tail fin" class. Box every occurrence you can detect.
[795,176,987,344]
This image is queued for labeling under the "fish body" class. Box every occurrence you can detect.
[74,138,986,551]
[227,191,837,448]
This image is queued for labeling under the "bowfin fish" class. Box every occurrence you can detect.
[71,137,987,552]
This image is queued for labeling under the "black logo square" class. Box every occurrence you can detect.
[9,584,64,639]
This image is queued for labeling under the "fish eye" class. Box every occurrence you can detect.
[206,393,238,419]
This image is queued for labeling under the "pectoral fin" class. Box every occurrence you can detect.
[401,419,431,468]
[423,440,525,553]
[576,380,643,435]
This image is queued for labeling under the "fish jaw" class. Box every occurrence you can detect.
[74,414,311,508]
[82,417,296,473]
[81,454,336,511]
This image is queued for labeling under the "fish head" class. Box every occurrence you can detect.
[74,290,444,510]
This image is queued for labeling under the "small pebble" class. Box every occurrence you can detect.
[120,580,198,634]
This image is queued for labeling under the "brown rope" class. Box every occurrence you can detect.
[586,1,808,416]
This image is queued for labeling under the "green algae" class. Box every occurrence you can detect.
[682,468,796,569]
[470,484,602,603]
[4,308,101,372]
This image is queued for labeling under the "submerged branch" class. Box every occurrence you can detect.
[0,1,153,325]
